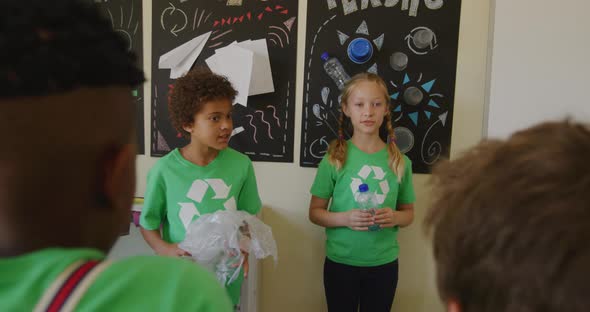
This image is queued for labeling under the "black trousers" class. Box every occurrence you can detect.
[323,257,399,312]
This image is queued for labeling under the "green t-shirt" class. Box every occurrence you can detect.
[0,248,233,311]
[310,141,416,267]
[140,147,262,305]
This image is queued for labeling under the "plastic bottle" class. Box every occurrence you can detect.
[321,52,351,90]
[355,183,381,232]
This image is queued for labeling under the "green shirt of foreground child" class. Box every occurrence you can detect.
[1,249,232,311]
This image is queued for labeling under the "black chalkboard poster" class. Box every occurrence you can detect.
[151,0,298,162]
[300,1,461,173]
[95,0,145,155]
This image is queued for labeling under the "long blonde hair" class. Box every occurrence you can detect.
[327,73,405,181]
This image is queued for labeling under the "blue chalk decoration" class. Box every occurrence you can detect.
[428,99,440,108]
[421,79,436,92]
[408,112,419,126]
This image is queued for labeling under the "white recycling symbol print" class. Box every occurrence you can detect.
[178,178,236,229]
[350,165,390,205]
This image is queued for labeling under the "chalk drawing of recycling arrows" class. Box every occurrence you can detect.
[161,2,187,37]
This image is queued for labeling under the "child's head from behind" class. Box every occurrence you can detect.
[426,120,590,312]
[0,0,145,256]
[328,73,405,180]
[169,68,237,150]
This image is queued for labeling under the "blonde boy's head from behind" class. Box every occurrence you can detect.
[426,120,590,312]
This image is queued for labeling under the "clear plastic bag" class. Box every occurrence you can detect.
[179,210,278,286]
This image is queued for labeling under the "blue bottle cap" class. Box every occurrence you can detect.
[347,38,373,64]
[320,52,330,62]
[358,183,369,192]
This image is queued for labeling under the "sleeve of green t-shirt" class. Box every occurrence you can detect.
[397,156,416,204]
[170,260,234,312]
[139,165,166,230]
[310,156,337,199]
[237,160,262,215]
[79,256,234,312]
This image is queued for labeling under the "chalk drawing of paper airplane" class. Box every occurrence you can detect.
[158,31,212,79]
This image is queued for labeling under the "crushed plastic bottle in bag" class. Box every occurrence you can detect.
[179,210,278,286]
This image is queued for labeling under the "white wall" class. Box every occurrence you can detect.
[486,0,590,138]
[115,1,493,311]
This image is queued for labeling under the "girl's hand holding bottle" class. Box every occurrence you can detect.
[373,208,397,228]
[346,209,375,231]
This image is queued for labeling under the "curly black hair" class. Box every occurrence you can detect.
[0,0,145,97]
[169,67,237,139]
